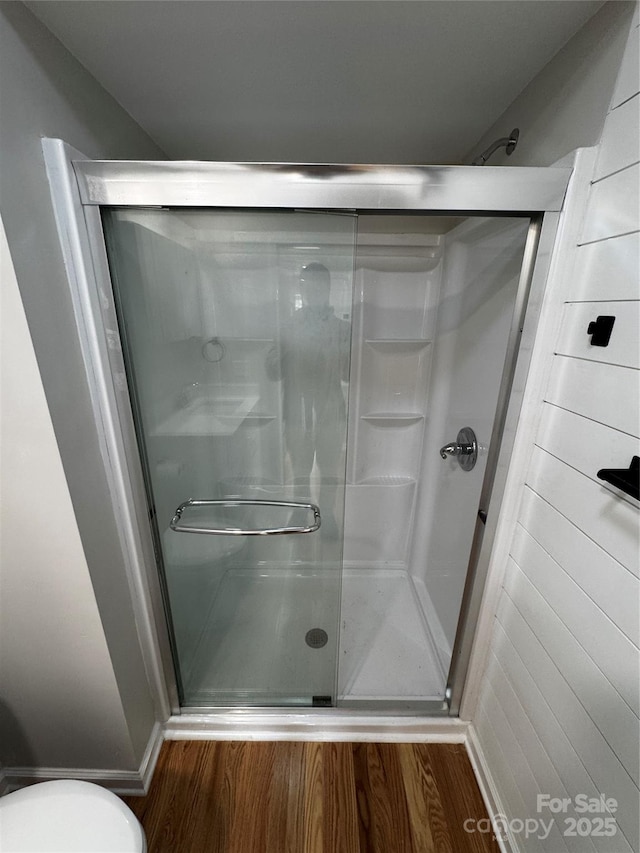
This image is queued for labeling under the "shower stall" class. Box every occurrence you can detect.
[46,148,571,717]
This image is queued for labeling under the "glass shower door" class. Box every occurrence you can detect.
[102,209,356,707]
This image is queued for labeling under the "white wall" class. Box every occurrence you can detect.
[0,218,136,772]
[473,7,639,852]
[0,2,165,775]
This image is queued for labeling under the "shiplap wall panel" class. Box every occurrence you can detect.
[497,595,639,850]
[490,618,634,853]
[519,488,639,642]
[478,683,569,853]
[546,357,640,436]
[474,694,544,853]
[475,14,639,851]
[482,682,567,853]
[536,405,640,504]
[527,447,639,574]
[556,301,640,369]
[594,94,640,181]
[504,559,639,790]
[512,524,640,721]
[580,163,640,244]
[611,23,639,110]
[572,232,640,303]
[488,622,623,853]
[482,653,596,853]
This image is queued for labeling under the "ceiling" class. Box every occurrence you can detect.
[26,0,604,164]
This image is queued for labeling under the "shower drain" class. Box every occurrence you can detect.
[305,628,328,649]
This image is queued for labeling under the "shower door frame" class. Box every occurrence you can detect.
[44,139,571,718]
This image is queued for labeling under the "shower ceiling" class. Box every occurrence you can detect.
[26,0,603,163]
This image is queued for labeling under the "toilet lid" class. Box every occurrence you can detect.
[0,780,145,852]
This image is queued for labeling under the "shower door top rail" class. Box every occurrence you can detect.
[72,159,571,212]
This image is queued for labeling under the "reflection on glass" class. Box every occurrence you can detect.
[267,262,350,541]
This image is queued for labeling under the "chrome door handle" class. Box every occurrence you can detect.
[170,498,321,535]
[439,442,461,459]
[439,427,478,471]
[439,441,474,459]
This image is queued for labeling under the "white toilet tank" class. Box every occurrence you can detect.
[0,780,146,852]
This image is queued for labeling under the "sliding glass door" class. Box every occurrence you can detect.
[103,209,356,707]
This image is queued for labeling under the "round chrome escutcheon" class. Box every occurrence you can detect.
[457,426,478,472]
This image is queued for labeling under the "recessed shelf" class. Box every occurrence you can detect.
[365,339,431,355]
[361,413,424,426]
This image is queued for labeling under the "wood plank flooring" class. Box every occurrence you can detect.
[124,741,499,852]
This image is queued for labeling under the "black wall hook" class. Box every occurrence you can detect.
[587,315,615,347]
[597,456,639,501]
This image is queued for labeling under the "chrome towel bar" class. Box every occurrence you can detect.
[170,498,321,535]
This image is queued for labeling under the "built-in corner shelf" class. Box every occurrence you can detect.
[361,413,424,427]
[365,339,431,355]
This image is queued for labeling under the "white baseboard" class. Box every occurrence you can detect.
[165,711,469,743]
[466,724,518,853]
[2,766,146,797]
[138,721,164,794]
[1,720,164,797]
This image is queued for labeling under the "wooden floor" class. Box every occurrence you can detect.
[124,741,499,852]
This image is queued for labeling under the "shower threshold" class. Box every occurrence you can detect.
[181,566,447,709]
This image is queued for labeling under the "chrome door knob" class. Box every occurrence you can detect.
[439,427,478,471]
